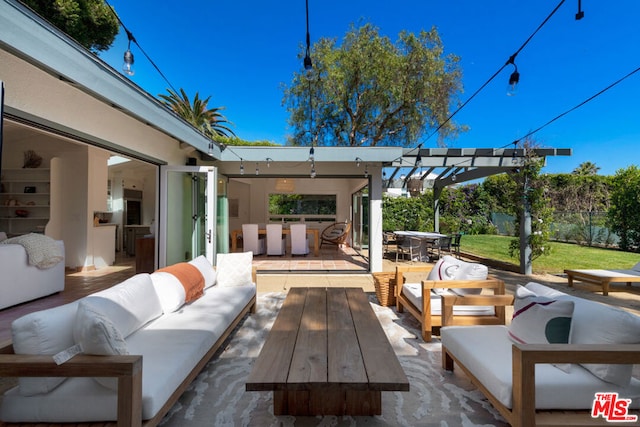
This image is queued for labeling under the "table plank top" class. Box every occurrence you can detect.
[246,287,409,392]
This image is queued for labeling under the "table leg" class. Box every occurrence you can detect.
[231,230,238,252]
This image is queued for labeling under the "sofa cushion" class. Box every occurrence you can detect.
[11,301,80,396]
[568,296,640,386]
[156,262,204,303]
[441,325,640,410]
[73,299,130,390]
[81,273,162,339]
[0,231,6,242]
[189,255,217,289]
[509,286,574,345]
[427,256,488,295]
[150,272,186,313]
[74,300,129,356]
[402,282,495,316]
[216,252,253,287]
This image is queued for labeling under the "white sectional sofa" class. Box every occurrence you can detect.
[0,251,257,427]
[0,235,65,310]
[441,282,640,427]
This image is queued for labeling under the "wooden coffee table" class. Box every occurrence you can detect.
[246,287,409,416]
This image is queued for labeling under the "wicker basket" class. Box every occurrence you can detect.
[372,272,399,307]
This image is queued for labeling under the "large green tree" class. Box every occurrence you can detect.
[608,165,640,251]
[20,0,119,52]
[283,23,465,147]
[158,88,236,138]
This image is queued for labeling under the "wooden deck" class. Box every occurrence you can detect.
[246,287,409,416]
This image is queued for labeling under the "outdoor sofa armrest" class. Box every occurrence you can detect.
[512,343,640,427]
[0,353,143,427]
[394,265,434,311]
[440,293,514,328]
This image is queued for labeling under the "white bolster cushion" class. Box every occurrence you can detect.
[11,301,80,396]
[84,273,162,338]
[189,255,217,289]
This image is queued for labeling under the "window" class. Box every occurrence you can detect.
[268,194,336,222]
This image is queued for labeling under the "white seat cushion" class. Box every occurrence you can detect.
[441,325,640,410]
[402,282,495,316]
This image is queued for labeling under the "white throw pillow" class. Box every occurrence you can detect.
[216,252,254,287]
[427,256,461,281]
[427,256,487,295]
[73,299,129,390]
[11,301,79,396]
[74,300,129,355]
[509,286,574,345]
[85,273,163,338]
[0,231,7,242]
[150,271,187,313]
[189,255,217,289]
[569,297,640,386]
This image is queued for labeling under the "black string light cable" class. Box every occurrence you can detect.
[436,63,640,178]
[512,64,640,147]
[104,0,178,94]
[415,0,568,152]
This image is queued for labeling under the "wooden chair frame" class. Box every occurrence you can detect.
[320,222,351,248]
[395,265,512,341]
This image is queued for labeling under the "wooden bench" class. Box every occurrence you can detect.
[565,268,640,296]
[246,287,409,416]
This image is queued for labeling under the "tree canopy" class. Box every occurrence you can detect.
[608,165,640,251]
[282,23,465,147]
[158,88,235,139]
[21,0,119,52]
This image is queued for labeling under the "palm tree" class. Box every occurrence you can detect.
[158,88,236,138]
[572,161,600,176]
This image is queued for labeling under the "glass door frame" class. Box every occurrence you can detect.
[159,165,217,268]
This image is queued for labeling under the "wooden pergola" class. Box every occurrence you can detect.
[384,147,572,274]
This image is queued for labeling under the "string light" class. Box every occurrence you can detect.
[255,163,259,176]
[309,146,315,161]
[122,29,135,76]
[266,157,273,167]
[355,157,362,167]
[310,161,316,178]
[506,54,519,96]
[239,159,244,175]
[104,0,178,92]
[364,164,369,178]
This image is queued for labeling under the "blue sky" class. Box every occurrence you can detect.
[99,1,640,176]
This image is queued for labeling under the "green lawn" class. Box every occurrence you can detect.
[460,234,640,274]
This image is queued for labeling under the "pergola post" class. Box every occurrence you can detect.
[519,180,532,275]
[433,185,442,233]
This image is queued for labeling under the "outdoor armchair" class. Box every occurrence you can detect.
[320,221,351,248]
[395,256,512,341]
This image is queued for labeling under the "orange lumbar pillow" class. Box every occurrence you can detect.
[157,262,205,303]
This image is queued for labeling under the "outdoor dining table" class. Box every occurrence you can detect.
[393,230,448,261]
